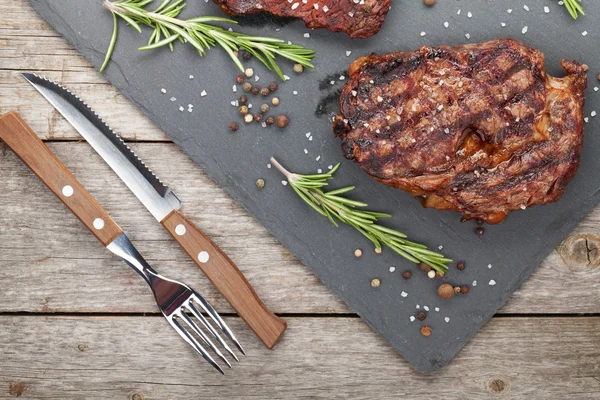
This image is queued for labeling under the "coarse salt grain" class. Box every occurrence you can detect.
[189,75,194,79]
[424,306,430,311]
[489,279,496,286]
[523,5,529,11]
[389,267,396,273]
[488,264,492,269]
[401,291,408,297]
[282,180,288,186]
[522,26,528,34]
[420,31,427,37]
[444,317,450,323]
[410,316,415,322]
[267,163,271,169]
[304,33,310,38]
[416,304,420,309]
[200,90,207,97]
[591,111,597,117]
[472,280,477,286]
[582,31,588,36]
[444,21,449,28]
[435,307,439,312]
[346,50,352,57]
[544,6,550,13]
[161,88,167,93]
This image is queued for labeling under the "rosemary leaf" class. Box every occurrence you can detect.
[101,0,316,79]
[271,157,451,272]
[100,12,119,72]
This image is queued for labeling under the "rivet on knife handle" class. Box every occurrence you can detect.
[162,209,287,349]
[0,112,123,246]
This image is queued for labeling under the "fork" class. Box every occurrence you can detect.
[0,112,243,374]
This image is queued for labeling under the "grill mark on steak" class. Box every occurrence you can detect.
[214,0,391,39]
[334,38,588,224]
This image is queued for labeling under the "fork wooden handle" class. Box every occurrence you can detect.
[0,112,123,245]
[162,209,287,349]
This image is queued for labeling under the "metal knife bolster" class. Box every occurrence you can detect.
[21,73,181,222]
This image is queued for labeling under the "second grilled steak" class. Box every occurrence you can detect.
[214,0,391,39]
[334,39,588,223]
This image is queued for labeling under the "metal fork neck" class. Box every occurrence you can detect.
[106,233,157,285]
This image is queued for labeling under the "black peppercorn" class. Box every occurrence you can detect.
[475,227,485,236]
[260,87,270,97]
[254,113,263,122]
[238,95,248,105]
[242,50,252,60]
[457,261,465,271]
[417,311,426,321]
[251,87,260,95]
[418,262,432,273]
[476,219,484,226]
[265,116,275,125]
[229,122,239,132]
[268,82,278,92]
[460,285,470,294]
[402,271,411,280]
[242,82,252,92]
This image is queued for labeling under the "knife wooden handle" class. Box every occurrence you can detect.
[162,209,287,349]
[0,112,122,246]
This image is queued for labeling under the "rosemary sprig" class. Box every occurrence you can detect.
[271,158,451,272]
[564,0,585,19]
[101,0,316,80]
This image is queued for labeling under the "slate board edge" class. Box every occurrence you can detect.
[27,0,598,373]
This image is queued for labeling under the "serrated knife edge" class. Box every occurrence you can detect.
[22,72,181,222]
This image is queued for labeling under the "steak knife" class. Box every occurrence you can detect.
[23,73,286,349]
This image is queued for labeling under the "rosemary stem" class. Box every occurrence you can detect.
[104,1,190,28]
[270,157,297,183]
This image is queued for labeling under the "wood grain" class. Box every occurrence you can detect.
[0,316,598,399]
[163,209,287,349]
[1,142,599,314]
[0,112,123,246]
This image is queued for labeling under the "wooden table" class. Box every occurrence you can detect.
[0,1,599,398]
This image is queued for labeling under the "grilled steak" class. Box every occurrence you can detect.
[214,0,391,39]
[334,39,588,223]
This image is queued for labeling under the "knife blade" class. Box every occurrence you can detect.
[23,73,287,349]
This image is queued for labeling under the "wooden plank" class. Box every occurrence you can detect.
[1,142,599,314]
[0,316,598,399]
[0,71,169,141]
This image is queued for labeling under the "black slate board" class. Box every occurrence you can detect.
[29,0,600,371]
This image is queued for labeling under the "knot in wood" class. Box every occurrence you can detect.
[488,377,509,393]
[558,234,600,269]
[8,382,28,397]
[131,393,145,400]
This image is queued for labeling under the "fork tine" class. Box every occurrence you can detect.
[179,308,232,369]
[168,314,225,375]
[192,293,246,356]
[187,301,239,362]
